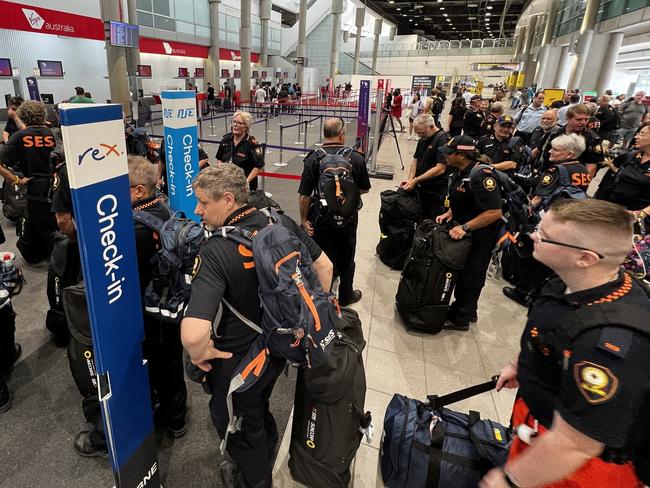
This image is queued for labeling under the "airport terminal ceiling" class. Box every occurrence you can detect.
[363,0,525,40]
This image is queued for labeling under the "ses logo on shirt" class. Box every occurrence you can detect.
[78,143,122,165]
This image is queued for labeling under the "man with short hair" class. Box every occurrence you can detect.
[255,85,266,106]
[617,91,648,148]
[477,115,526,176]
[595,94,620,144]
[557,93,581,126]
[536,104,605,175]
[482,199,650,488]
[400,114,450,219]
[69,86,94,103]
[463,95,485,139]
[298,117,370,306]
[183,165,332,488]
[3,96,25,143]
[514,91,546,145]
[529,110,558,164]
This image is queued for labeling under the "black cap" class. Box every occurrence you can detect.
[496,115,515,126]
[439,135,477,155]
[470,95,482,102]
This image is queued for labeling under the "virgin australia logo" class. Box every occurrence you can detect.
[22,8,45,30]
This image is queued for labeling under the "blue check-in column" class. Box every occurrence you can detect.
[59,103,160,488]
[161,91,200,221]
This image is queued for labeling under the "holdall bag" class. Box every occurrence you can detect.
[289,307,373,488]
[381,377,511,488]
[377,189,422,270]
[396,220,472,333]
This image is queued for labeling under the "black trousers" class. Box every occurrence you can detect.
[448,226,499,326]
[208,353,286,488]
[514,254,553,300]
[17,201,57,264]
[417,187,446,221]
[313,221,358,303]
[143,316,187,430]
[0,304,16,373]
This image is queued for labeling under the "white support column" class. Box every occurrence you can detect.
[534,1,559,86]
[329,0,344,81]
[296,0,307,87]
[566,0,600,89]
[240,0,251,100]
[100,0,131,116]
[353,7,365,75]
[596,32,625,93]
[371,18,383,75]
[260,0,271,68]
[206,0,221,88]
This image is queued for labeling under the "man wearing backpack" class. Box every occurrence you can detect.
[298,117,371,306]
[483,199,650,488]
[182,164,333,488]
[400,114,450,219]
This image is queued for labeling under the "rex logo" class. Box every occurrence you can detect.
[78,143,122,165]
[22,8,45,30]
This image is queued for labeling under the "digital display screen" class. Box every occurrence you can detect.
[221,69,230,78]
[178,67,189,77]
[234,70,241,78]
[38,60,64,77]
[137,64,152,77]
[0,58,12,77]
[194,68,204,78]
[109,21,139,48]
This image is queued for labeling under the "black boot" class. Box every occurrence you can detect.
[502,286,531,307]
[73,431,109,459]
[0,376,11,413]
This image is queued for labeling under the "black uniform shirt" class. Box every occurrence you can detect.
[538,127,605,171]
[448,162,502,226]
[477,134,524,174]
[133,196,171,294]
[51,163,72,215]
[483,113,498,135]
[449,105,467,129]
[412,130,450,192]
[529,126,555,158]
[0,126,56,199]
[216,133,264,191]
[533,161,592,197]
[184,206,322,353]
[595,151,650,211]
[596,105,619,133]
[207,86,215,101]
[3,118,18,138]
[517,272,650,449]
[463,109,485,139]
[298,144,371,224]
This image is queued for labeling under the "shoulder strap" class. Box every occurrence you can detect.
[132,209,166,233]
[217,299,263,334]
[554,164,572,186]
[430,129,447,151]
[427,376,498,410]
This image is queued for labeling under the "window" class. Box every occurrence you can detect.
[175,0,194,22]
[137,0,153,10]
[153,0,171,16]
[194,0,210,25]
[154,15,175,30]
[196,25,210,37]
[176,20,194,34]
[138,11,154,27]
[226,15,240,32]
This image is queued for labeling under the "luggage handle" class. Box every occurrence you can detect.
[426,375,498,411]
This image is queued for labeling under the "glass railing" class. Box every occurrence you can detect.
[357,37,515,58]
[598,0,650,21]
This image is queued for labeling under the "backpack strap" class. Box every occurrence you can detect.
[554,163,572,187]
[213,299,263,338]
[132,209,166,233]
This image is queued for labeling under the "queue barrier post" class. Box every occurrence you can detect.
[224,114,229,135]
[274,124,288,167]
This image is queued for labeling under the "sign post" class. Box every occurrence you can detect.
[160,90,200,221]
[59,103,160,488]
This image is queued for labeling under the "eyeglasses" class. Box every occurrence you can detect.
[232,120,245,126]
[531,228,605,259]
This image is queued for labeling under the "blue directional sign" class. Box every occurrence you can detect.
[59,103,160,488]
[161,90,200,221]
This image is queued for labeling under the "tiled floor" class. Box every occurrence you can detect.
[272,118,525,487]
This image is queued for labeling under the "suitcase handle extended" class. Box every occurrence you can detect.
[426,375,499,411]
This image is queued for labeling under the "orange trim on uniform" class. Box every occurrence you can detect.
[587,273,633,306]
[508,398,642,488]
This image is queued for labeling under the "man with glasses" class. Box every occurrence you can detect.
[482,199,650,488]
[298,117,371,306]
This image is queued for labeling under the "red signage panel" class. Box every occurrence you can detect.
[0,0,104,41]
[140,38,209,58]
[218,48,261,63]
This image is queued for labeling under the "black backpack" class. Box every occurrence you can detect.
[539,164,587,211]
[432,96,444,115]
[312,147,361,228]
[289,307,373,488]
[377,189,422,270]
[125,125,150,157]
[396,220,473,333]
[132,205,206,323]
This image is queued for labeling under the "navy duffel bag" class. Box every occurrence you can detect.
[380,377,511,488]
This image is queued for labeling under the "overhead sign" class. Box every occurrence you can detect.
[473,63,520,71]
[160,91,200,221]
[411,76,436,91]
[218,48,261,63]
[59,103,160,487]
[140,38,209,59]
[0,0,104,40]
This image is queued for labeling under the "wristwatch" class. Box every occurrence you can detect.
[461,223,471,233]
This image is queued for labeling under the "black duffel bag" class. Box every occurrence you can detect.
[376,189,422,270]
[289,307,372,488]
[381,377,511,488]
[396,220,472,333]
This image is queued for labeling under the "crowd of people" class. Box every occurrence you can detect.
[0,76,649,488]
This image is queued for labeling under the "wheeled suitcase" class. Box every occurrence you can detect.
[396,220,472,333]
[376,189,422,270]
[289,308,373,488]
[381,377,511,488]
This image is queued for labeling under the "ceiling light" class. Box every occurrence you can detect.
[447,18,452,22]
[409,18,413,21]
[396,7,401,10]
[486,12,491,16]
[467,3,478,7]
[402,13,406,16]
[389,0,394,3]
[442,13,447,16]
[487,5,493,9]
[439,6,445,9]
